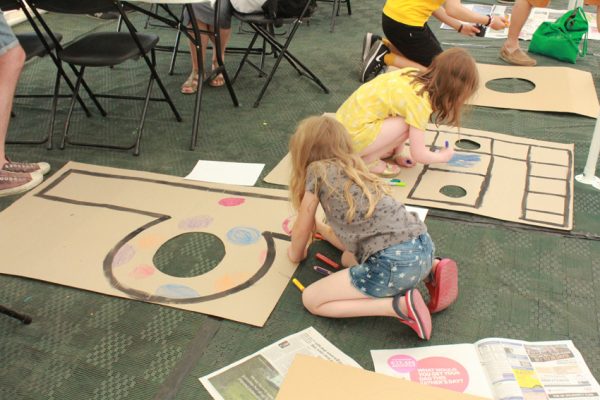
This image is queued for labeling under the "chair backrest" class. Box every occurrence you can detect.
[29,0,115,15]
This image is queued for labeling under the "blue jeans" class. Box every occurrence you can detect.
[349,233,434,298]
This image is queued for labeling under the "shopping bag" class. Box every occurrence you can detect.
[528,7,588,64]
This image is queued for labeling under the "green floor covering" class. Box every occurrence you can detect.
[1,1,600,398]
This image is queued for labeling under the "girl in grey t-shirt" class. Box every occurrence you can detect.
[287,115,458,340]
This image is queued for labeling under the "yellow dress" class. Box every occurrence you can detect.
[336,68,432,153]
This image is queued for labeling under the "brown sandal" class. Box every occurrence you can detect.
[181,71,199,94]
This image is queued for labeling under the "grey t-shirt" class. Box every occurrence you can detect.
[305,161,427,261]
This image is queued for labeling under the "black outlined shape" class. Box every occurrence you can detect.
[35,168,292,304]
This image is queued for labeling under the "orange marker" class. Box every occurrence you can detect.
[292,278,305,292]
[316,253,340,269]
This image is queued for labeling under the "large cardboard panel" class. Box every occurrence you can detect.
[469,63,599,118]
[276,355,490,400]
[264,125,574,230]
[0,162,298,327]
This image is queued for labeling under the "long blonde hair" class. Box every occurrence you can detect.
[407,48,479,128]
[289,116,387,222]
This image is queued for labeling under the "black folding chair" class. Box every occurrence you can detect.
[232,0,328,107]
[0,305,32,324]
[319,0,351,32]
[2,0,101,149]
[29,0,182,156]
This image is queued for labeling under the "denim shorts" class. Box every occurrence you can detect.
[349,233,434,298]
[0,10,19,56]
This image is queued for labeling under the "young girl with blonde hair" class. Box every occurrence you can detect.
[287,115,458,340]
[337,48,479,177]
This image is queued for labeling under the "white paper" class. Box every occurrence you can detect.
[200,327,361,400]
[185,160,265,186]
[406,205,428,222]
[372,339,600,400]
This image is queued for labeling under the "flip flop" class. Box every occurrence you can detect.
[392,289,432,340]
[426,258,458,313]
[208,63,225,87]
[366,159,401,178]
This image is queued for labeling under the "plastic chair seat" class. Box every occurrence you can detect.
[17,32,62,60]
[59,32,159,67]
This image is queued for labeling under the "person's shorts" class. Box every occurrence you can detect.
[184,0,232,29]
[349,233,434,298]
[0,9,19,57]
[528,0,550,7]
[382,13,442,67]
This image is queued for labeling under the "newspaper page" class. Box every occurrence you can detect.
[371,344,495,399]
[475,338,600,400]
[199,327,361,400]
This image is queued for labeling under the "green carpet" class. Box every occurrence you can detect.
[2,1,600,398]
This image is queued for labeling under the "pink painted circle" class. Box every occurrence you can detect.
[408,357,469,392]
[388,355,417,373]
[218,197,245,207]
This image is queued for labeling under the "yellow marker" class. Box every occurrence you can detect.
[292,278,305,292]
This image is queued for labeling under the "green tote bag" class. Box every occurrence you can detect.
[528,7,589,64]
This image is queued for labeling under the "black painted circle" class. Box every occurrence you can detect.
[485,78,535,94]
[440,185,467,198]
[455,139,481,151]
[153,232,225,278]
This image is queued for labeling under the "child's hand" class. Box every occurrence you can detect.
[459,24,480,37]
[490,15,509,30]
[438,146,455,163]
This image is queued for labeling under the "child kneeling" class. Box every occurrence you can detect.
[287,115,458,340]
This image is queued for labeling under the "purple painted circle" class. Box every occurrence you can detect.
[112,244,135,267]
[218,197,245,207]
[178,215,214,229]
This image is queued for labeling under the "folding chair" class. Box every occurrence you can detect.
[29,0,182,156]
[2,0,100,149]
[319,0,351,32]
[232,0,329,108]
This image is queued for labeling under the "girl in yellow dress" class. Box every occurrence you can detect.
[336,48,479,177]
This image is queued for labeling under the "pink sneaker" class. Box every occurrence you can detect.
[2,159,50,175]
[0,170,43,197]
[426,258,458,313]
[393,289,432,340]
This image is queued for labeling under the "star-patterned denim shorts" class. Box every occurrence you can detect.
[349,233,434,298]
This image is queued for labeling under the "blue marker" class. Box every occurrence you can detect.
[445,140,449,148]
[313,265,332,276]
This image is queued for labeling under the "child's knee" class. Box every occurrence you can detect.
[301,286,321,315]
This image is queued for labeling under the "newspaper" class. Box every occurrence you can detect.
[200,327,362,400]
[372,338,600,400]
[440,4,599,41]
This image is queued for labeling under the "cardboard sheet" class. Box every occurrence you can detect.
[469,64,599,118]
[0,162,298,327]
[276,355,490,400]
[264,125,574,230]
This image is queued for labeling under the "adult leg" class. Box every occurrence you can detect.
[208,26,231,87]
[500,0,536,66]
[0,45,25,167]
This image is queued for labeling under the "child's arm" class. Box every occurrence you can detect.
[288,191,319,263]
[408,125,454,164]
[432,7,480,36]
[315,220,346,251]
[443,0,508,30]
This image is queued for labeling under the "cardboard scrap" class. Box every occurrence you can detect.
[276,355,491,400]
[469,63,599,118]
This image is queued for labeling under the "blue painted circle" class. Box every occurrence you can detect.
[226,227,261,245]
